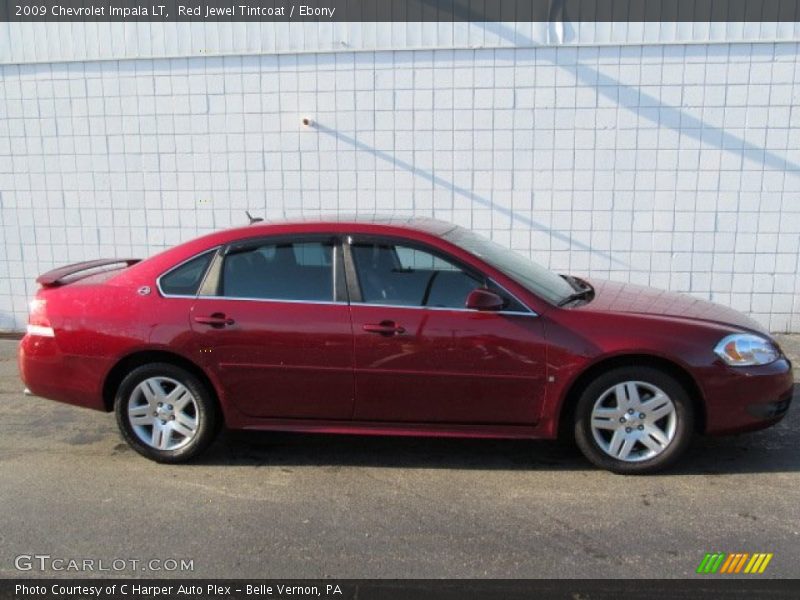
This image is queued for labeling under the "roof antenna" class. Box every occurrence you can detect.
[246,210,264,225]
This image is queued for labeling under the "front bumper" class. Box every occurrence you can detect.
[747,392,793,420]
[701,358,795,435]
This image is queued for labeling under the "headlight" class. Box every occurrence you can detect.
[714,334,780,366]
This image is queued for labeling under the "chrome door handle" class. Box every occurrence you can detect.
[362,321,405,336]
[194,313,235,328]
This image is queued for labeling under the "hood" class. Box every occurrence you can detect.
[573,278,767,335]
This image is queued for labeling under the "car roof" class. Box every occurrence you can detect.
[223,214,459,238]
[123,215,466,284]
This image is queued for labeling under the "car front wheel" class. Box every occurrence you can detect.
[114,363,219,463]
[574,366,694,474]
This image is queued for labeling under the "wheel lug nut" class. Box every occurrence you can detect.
[639,413,646,419]
[619,417,626,423]
[160,419,166,425]
[625,427,632,433]
[628,409,634,414]
[638,425,644,431]
[157,402,163,407]
[167,405,173,410]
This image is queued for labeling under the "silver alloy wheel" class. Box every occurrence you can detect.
[589,380,677,462]
[127,376,199,451]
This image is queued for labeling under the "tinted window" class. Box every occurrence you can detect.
[351,242,482,309]
[221,241,334,301]
[159,251,215,296]
[443,226,574,305]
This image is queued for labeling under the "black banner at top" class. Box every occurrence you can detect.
[4,0,800,22]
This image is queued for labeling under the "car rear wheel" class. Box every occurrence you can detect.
[574,366,694,474]
[114,363,219,463]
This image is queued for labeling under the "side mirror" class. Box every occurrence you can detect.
[465,288,505,311]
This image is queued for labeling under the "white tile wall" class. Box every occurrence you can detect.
[1,41,800,332]
[4,22,800,65]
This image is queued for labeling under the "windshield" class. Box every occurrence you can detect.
[443,226,576,305]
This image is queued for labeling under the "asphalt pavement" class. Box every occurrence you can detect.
[0,336,798,579]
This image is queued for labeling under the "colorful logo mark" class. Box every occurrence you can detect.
[697,552,773,574]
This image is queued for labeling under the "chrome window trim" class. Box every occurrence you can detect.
[190,294,535,315]
[194,295,345,306]
[332,242,341,301]
[156,247,221,299]
[352,302,538,317]
[156,240,537,317]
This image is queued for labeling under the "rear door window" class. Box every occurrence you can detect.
[221,240,335,302]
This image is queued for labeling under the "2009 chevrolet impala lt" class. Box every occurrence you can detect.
[18,217,794,473]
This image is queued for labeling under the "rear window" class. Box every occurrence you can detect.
[221,241,334,302]
[159,251,215,296]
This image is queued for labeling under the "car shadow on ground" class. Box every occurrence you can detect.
[200,430,589,471]
[192,395,800,476]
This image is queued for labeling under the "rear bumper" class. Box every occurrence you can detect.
[18,334,107,411]
[702,358,795,435]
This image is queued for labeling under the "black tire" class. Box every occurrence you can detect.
[114,362,219,463]
[573,366,694,474]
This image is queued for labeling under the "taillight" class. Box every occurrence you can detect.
[27,297,54,337]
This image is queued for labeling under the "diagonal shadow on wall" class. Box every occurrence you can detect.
[480,20,800,174]
[315,22,800,271]
[312,122,625,267]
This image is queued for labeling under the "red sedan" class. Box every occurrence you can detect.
[18,217,793,473]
